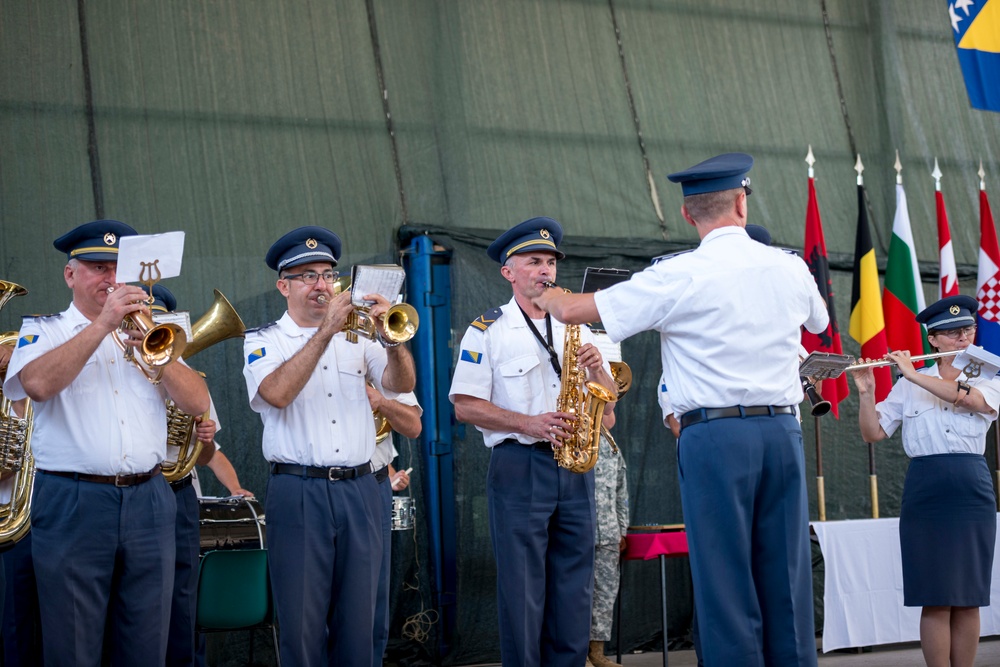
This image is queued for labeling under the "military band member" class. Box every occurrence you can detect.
[535,154,828,667]
[242,226,415,666]
[449,217,615,667]
[3,220,210,665]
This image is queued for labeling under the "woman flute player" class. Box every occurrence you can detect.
[850,295,1000,667]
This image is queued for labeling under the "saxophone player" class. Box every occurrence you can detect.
[2,220,210,666]
[449,217,615,667]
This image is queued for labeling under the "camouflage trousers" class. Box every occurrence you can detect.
[590,541,622,640]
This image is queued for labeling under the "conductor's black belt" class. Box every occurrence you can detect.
[270,462,373,481]
[41,464,162,488]
[169,475,193,491]
[680,405,796,429]
[373,465,389,483]
[498,438,552,452]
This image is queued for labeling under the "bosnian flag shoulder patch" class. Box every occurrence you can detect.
[460,349,482,364]
[248,348,266,364]
[18,335,39,348]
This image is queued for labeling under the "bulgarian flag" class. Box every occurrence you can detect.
[936,190,960,298]
[850,184,892,402]
[975,187,1000,354]
[801,175,849,416]
[883,183,931,366]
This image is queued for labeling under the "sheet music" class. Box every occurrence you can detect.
[152,311,194,342]
[351,265,404,306]
[117,232,185,283]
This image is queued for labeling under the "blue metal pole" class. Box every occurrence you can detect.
[403,234,457,659]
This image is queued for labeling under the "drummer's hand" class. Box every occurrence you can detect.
[391,469,410,491]
[229,487,254,498]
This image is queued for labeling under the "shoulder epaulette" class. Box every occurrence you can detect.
[780,247,801,257]
[651,249,694,265]
[22,313,60,320]
[245,320,278,334]
[470,307,503,331]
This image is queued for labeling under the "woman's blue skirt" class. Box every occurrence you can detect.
[899,453,996,607]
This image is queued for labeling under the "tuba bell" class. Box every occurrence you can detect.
[0,280,35,548]
[161,290,246,483]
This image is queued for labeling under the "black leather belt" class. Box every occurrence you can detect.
[680,405,796,429]
[499,438,552,452]
[374,465,389,483]
[271,462,373,481]
[169,475,193,491]
[42,464,162,488]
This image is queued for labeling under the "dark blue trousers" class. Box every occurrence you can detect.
[166,482,200,666]
[2,532,42,665]
[487,443,596,667]
[31,471,176,667]
[678,414,816,667]
[265,471,382,667]
[373,473,393,666]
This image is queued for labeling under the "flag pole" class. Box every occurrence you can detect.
[856,153,879,518]
[806,146,828,522]
[980,159,1000,512]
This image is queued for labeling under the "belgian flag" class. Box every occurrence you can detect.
[849,184,892,402]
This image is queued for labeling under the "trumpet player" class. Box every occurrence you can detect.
[2,220,209,666]
[851,295,1000,667]
[449,217,615,667]
[242,226,415,666]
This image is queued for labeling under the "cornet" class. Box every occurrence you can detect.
[317,276,419,345]
[107,286,187,384]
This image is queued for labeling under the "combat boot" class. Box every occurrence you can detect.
[588,640,621,667]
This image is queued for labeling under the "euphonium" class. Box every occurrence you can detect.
[161,290,245,483]
[0,280,35,547]
[554,320,617,474]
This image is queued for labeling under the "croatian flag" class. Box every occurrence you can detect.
[975,188,1000,353]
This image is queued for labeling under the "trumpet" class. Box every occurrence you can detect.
[316,277,418,345]
[107,286,187,384]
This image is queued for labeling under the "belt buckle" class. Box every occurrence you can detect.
[327,467,340,482]
[114,473,128,488]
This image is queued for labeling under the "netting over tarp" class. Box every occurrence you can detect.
[1,0,998,664]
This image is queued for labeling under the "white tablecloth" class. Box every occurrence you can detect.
[811,517,1000,652]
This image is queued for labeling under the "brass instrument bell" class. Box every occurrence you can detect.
[108,287,187,383]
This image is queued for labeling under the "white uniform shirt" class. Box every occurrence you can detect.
[3,303,171,475]
[594,226,828,417]
[657,374,673,424]
[876,364,1000,457]
[449,296,612,448]
[243,312,388,467]
[369,389,420,470]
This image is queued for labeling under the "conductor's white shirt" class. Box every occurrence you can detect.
[243,312,388,467]
[595,226,828,417]
[3,303,171,475]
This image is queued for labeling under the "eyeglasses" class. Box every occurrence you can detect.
[282,270,337,286]
[932,325,977,340]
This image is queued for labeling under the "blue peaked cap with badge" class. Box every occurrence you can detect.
[916,295,978,332]
[53,219,138,261]
[667,152,754,197]
[486,217,566,263]
[265,226,341,272]
[141,284,177,313]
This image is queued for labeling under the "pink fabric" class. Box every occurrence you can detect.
[623,531,689,561]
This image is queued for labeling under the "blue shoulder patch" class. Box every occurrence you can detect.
[470,307,503,332]
[244,321,278,334]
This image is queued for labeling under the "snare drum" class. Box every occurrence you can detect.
[391,496,415,531]
[199,497,265,551]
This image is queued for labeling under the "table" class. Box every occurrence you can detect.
[811,516,1000,652]
[616,526,689,667]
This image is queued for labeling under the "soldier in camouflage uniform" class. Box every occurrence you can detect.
[587,429,629,667]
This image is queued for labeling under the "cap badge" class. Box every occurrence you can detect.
[540,229,551,240]
[741,177,751,188]
[103,232,116,246]
[305,238,318,249]
[950,305,961,315]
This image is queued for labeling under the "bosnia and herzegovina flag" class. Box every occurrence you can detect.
[975,188,1000,353]
[850,185,893,402]
[949,0,1000,113]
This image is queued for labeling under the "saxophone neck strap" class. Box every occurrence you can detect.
[517,305,562,377]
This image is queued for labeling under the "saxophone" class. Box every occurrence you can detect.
[552,295,617,473]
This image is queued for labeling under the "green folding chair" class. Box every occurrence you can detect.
[195,548,280,666]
